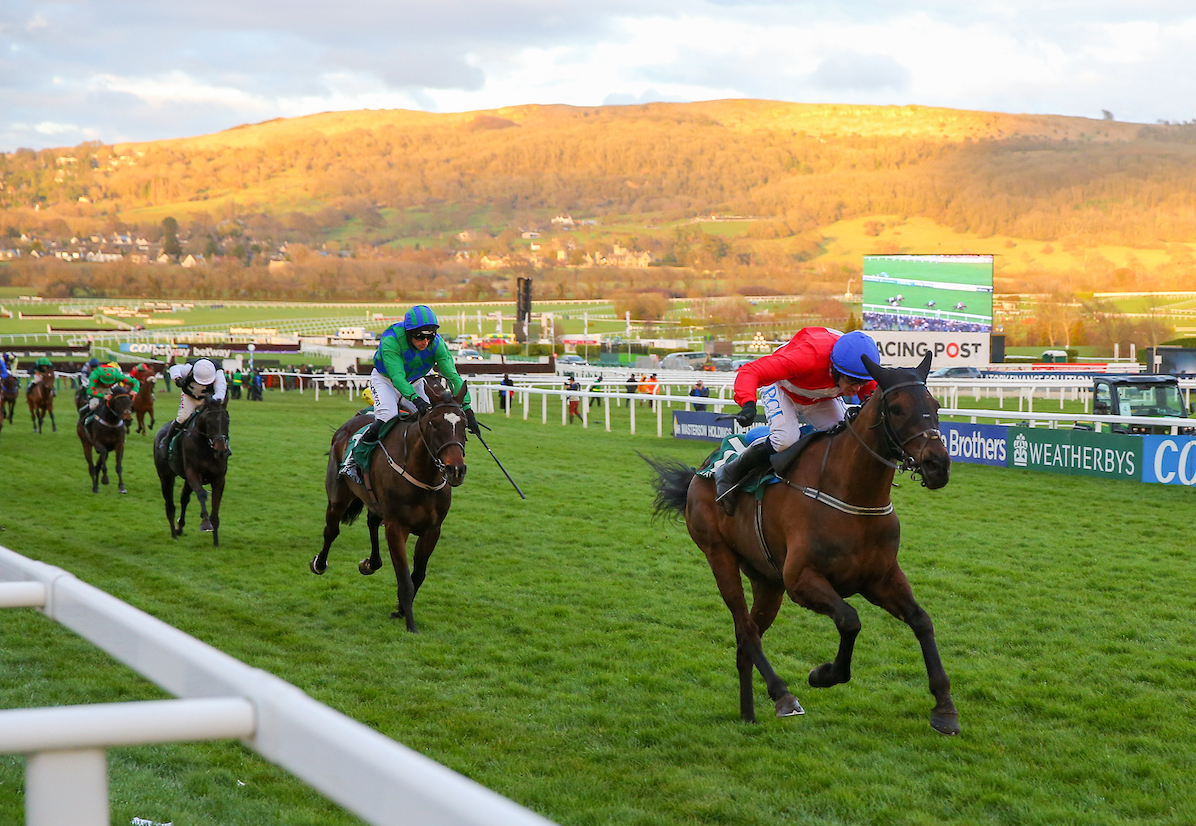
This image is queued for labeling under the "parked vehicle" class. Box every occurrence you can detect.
[456,348,485,361]
[928,366,984,379]
[557,354,588,366]
[1089,375,1193,434]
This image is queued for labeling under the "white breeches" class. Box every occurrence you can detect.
[176,393,202,423]
[368,370,429,422]
[760,383,847,451]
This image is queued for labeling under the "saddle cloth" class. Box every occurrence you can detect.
[345,412,413,472]
[696,424,818,499]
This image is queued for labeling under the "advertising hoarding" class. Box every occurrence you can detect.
[1007,427,1141,481]
[940,423,1007,466]
[1142,435,1196,486]
[868,330,990,368]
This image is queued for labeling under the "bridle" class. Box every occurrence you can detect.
[195,404,230,453]
[94,388,134,429]
[848,379,944,485]
[377,400,467,490]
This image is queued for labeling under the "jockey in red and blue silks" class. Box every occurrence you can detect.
[714,328,880,514]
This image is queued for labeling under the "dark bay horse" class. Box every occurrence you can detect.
[1,375,17,423]
[27,376,57,433]
[134,372,157,435]
[647,353,960,735]
[311,377,468,631]
[153,398,231,546]
[76,385,134,493]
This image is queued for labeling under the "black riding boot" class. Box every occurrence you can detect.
[714,438,776,515]
[341,418,384,483]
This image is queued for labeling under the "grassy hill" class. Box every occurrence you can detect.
[3,99,1196,308]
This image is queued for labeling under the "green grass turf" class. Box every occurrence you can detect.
[1,386,1195,825]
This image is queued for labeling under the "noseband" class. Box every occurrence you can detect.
[417,402,467,473]
[197,407,230,452]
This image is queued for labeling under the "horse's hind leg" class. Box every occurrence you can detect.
[383,520,418,632]
[789,567,861,690]
[863,567,959,736]
[748,576,803,717]
[208,474,224,546]
[159,472,179,539]
[177,484,192,534]
[358,511,383,575]
[115,439,127,494]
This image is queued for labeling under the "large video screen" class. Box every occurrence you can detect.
[862,254,993,333]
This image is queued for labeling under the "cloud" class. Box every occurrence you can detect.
[5,1,1196,150]
[809,51,911,94]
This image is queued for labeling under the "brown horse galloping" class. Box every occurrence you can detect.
[1,375,17,423]
[153,398,231,546]
[646,353,959,735]
[134,373,157,435]
[27,376,56,433]
[76,385,134,493]
[311,377,468,631]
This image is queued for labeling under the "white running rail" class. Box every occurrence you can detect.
[0,545,558,826]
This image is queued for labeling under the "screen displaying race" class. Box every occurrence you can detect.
[862,254,994,333]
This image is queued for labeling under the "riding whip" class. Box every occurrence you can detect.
[471,429,526,499]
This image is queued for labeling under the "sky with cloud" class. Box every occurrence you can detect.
[4,1,1196,152]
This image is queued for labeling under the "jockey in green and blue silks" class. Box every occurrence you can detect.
[342,305,479,482]
[370,305,475,424]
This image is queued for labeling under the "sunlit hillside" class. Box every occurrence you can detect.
[3,98,1196,310]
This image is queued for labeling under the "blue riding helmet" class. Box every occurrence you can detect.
[830,331,880,380]
[402,305,439,331]
[88,357,100,368]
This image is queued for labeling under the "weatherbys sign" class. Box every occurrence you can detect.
[1007,427,1141,480]
[867,331,989,368]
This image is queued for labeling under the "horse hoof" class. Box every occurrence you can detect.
[310,556,327,575]
[200,521,213,532]
[931,711,960,736]
[119,486,127,494]
[808,663,841,688]
[775,694,805,717]
[358,559,378,575]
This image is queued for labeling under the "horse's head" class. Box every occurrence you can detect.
[862,352,951,490]
[419,377,468,487]
[198,398,231,459]
[108,385,136,419]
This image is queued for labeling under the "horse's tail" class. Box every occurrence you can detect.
[340,497,365,526]
[639,452,694,522]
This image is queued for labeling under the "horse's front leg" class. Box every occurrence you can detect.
[115,439,127,494]
[207,473,224,546]
[185,467,211,533]
[409,524,441,598]
[98,445,110,486]
[864,567,959,736]
[383,520,418,632]
[358,511,384,575]
[704,540,799,722]
[789,567,861,690]
[47,409,56,432]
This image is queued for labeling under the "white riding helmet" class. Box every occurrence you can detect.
[192,359,218,385]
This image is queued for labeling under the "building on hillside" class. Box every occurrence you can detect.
[181,254,206,268]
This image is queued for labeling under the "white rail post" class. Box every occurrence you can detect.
[541,390,547,424]
[523,388,530,421]
[604,395,611,432]
[656,399,663,438]
[561,392,567,426]
[27,749,108,826]
[630,395,636,435]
